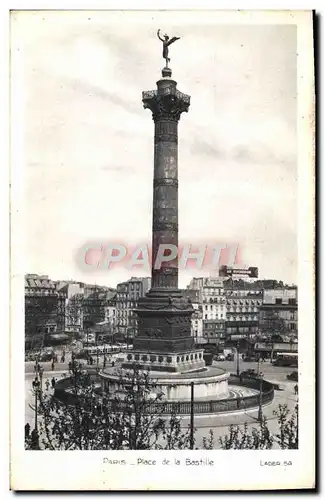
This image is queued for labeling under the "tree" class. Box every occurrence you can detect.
[26,364,191,450]
[218,418,273,450]
[201,404,298,450]
[273,404,298,449]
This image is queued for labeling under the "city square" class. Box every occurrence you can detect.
[21,22,299,451]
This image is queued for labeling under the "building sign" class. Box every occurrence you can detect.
[219,265,258,278]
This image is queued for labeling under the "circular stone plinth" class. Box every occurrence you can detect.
[100,365,230,401]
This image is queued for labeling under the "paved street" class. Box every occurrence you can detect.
[213,359,296,382]
[25,358,298,449]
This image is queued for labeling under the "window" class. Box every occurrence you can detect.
[288,298,296,305]
[275,298,282,304]
[205,314,208,319]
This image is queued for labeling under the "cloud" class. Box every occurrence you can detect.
[14,13,297,285]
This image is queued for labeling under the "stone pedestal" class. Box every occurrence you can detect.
[101,365,230,402]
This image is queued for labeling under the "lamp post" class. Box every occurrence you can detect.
[32,376,40,449]
[39,366,44,395]
[96,334,99,372]
[258,371,263,422]
[257,353,260,375]
[190,382,195,450]
[236,341,240,376]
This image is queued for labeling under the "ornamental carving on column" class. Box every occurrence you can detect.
[153,178,178,188]
[142,88,190,122]
[153,221,178,231]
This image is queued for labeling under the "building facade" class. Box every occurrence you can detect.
[182,289,203,342]
[115,277,151,340]
[56,282,85,335]
[82,285,116,330]
[259,288,298,337]
[225,289,262,339]
[25,274,67,348]
[187,278,226,344]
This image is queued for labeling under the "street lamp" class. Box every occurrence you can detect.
[190,382,195,450]
[32,376,41,449]
[39,366,44,394]
[96,335,99,372]
[258,371,263,422]
[236,341,240,377]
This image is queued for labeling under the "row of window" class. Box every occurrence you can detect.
[226,326,257,333]
[204,314,224,319]
[274,298,297,305]
[226,316,258,321]
[117,295,139,302]
[203,298,225,304]
[202,289,224,296]
[116,302,138,309]
[203,332,223,337]
[204,305,226,311]
[227,307,259,313]
[226,299,262,306]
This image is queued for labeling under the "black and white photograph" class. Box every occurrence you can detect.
[9,8,315,491]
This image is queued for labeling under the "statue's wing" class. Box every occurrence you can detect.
[167,36,180,46]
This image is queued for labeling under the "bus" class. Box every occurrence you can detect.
[273,352,298,367]
[81,344,133,357]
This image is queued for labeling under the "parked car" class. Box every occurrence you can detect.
[242,355,256,362]
[39,351,54,362]
[287,371,298,381]
[74,350,88,360]
[214,354,225,361]
[240,368,257,378]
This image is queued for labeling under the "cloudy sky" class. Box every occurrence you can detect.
[12,11,297,287]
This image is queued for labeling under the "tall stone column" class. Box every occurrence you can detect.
[124,66,205,373]
[143,67,190,292]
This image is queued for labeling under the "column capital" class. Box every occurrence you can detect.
[142,81,190,122]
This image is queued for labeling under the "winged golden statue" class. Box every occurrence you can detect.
[157,29,180,67]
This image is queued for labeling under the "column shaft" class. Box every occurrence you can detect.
[152,119,179,289]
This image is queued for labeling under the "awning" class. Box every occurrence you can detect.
[50,333,70,341]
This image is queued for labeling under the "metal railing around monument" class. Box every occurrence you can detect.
[54,374,274,415]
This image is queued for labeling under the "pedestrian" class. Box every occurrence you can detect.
[51,377,56,389]
[103,356,107,369]
[294,384,298,395]
[45,379,50,391]
[31,428,39,449]
[112,360,115,367]
[51,360,55,371]
[25,422,30,439]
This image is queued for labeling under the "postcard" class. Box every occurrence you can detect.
[9,8,315,491]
